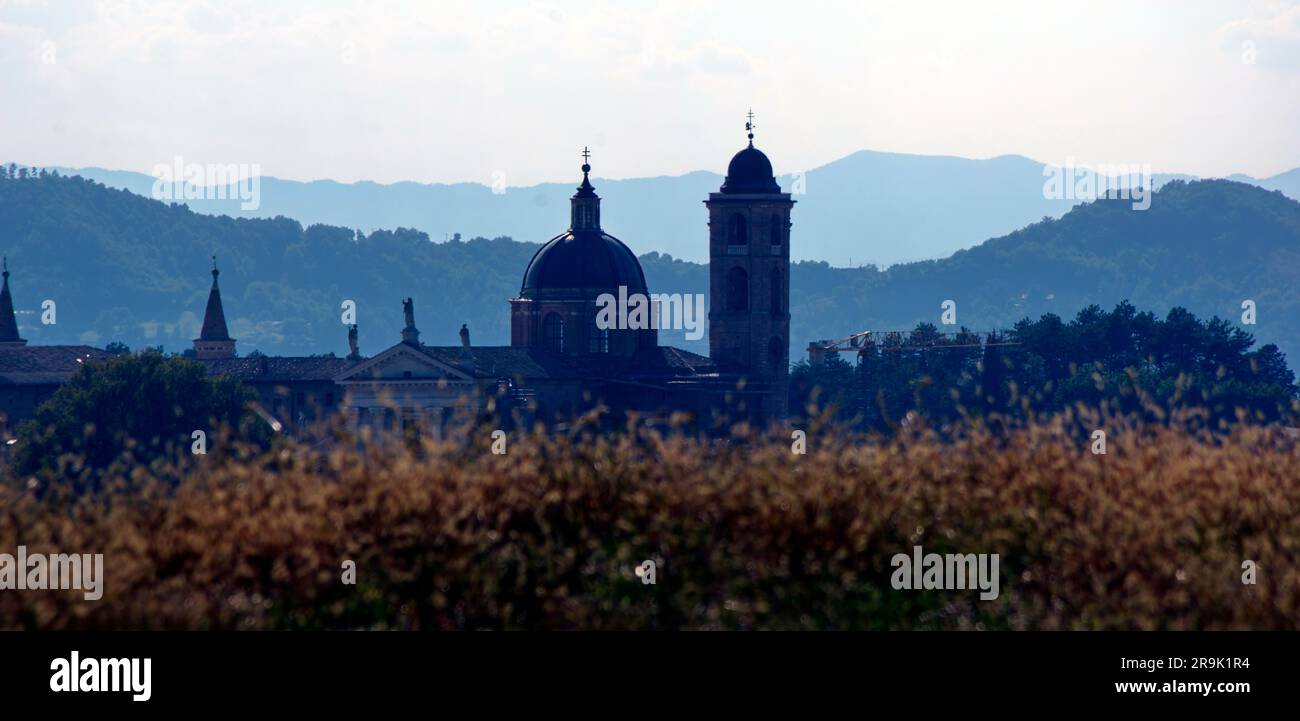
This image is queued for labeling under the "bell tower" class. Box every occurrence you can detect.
[706,111,794,420]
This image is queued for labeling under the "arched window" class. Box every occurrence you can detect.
[726,267,748,311]
[770,214,783,245]
[588,318,609,354]
[770,267,782,314]
[728,213,748,245]
[543,313,564,352]
[768,336,785,372]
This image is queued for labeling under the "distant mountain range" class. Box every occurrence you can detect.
[22,152,1300,267]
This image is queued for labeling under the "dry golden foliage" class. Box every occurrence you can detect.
[2,410,1297,630]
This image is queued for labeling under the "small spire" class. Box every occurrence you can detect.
[0,257,26,347]
[570,146,601,229]
[194,257,235,358]
[576,146,596,195]
[746,108,755,146]
[572,145,599,203]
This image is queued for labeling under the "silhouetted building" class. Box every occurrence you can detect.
[0,119,796,437]
[0,261,107,437]
[190,259,354,432]
[0,258,27,351]
[707,123,794,419]
[509,154,656,356]
[340,125,793,429]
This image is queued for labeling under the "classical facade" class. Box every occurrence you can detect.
[0,120,795,437]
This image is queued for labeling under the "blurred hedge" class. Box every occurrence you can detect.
[2,409,1297,630]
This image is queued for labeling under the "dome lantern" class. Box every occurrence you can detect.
[570,146,600,231]
[518,149,647,297]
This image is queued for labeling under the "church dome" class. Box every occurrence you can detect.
[720,143,781,194]
[520,230,647,295]
[519,157,647,296]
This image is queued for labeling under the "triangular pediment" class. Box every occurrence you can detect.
[334,343,473,383]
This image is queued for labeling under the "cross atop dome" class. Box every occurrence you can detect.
[746,108,756,145]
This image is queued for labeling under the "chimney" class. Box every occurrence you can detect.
[807,341,827,368]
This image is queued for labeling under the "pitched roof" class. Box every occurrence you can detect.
[199,355,358,382]
[0,347,359,386]
[198,267,231,341]
[414,344,730,382]
[0,346,108,385]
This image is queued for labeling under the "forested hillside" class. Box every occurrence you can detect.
[3,167,1298,368]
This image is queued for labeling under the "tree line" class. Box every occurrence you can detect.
[791,302,1298,431]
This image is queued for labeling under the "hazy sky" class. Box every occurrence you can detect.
[2,0,1298,186]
